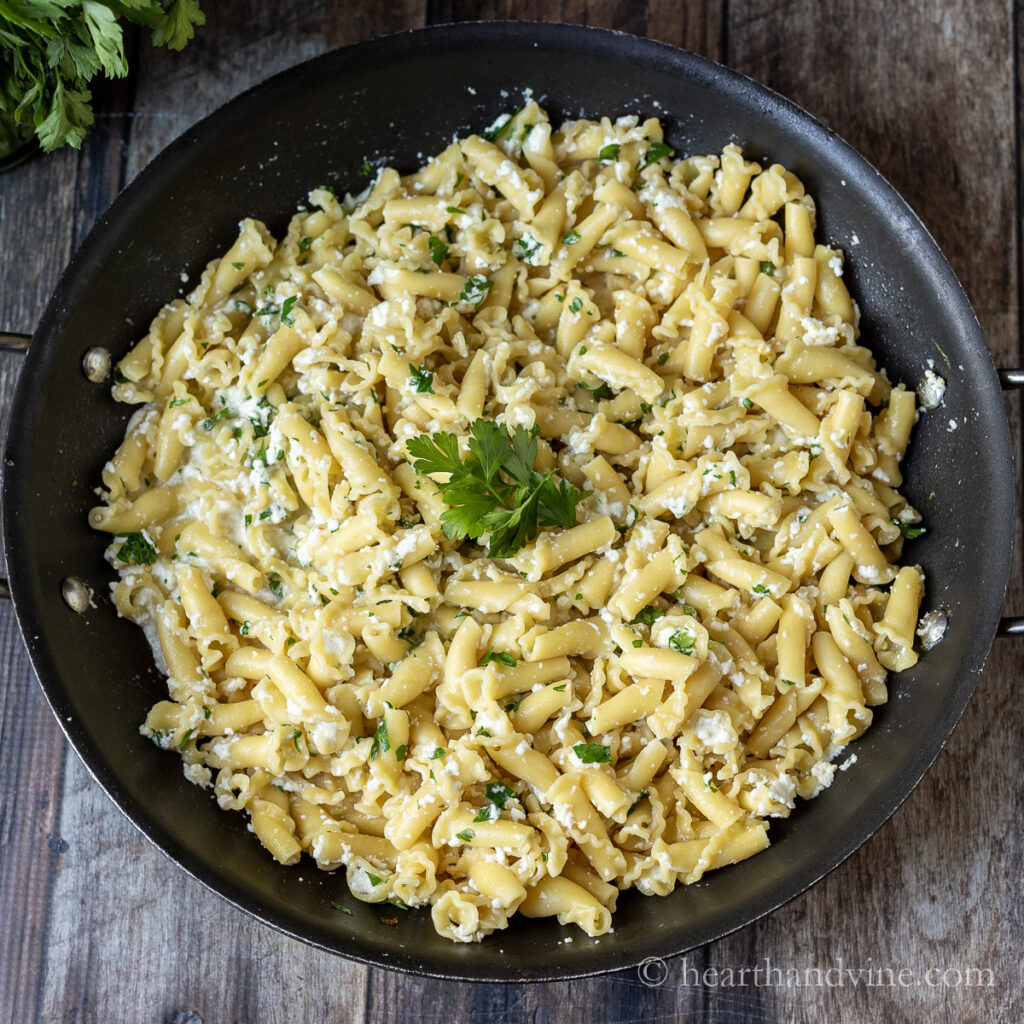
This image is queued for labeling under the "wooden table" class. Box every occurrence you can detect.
[1,3,1020,1021]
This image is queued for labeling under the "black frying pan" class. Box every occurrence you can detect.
[1,22,1018,982]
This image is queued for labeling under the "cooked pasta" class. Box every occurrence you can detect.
[90,101,930,942]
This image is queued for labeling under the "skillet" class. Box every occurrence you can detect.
[0,21,1019,981]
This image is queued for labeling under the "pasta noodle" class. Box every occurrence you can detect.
[90,102,932,942]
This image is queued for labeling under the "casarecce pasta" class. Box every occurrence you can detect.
[90,100,932,942]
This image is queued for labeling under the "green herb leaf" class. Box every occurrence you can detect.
[116,531,157,565]
[457,275,493,310]
[759,260,774,276]
[752,583,770,595]
[431,747,447,759]
[456,828,475,842]
[574,742,613,764]
[267,574,283,600]
[562,229,581,245]
[513,234,542,262]
[630,605,665,626]
[405,418,588,558]
[899,522,926,540]
[370,719,390,760]
[480,105,522,142]
[636,141,674,171]
[668,630,694,654]
[330,901,353,915]
[408,364,434,394]
[280,294,298,327]
[298,236,312,253]
[480,649,517,668]
[627,790,649,816]
[598,143,621,161]
[428,235,449,265]
[568,296,583,315]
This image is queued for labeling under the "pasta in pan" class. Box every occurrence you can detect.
[90,101,932,942]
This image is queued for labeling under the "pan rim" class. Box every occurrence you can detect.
[2,19,1014,982]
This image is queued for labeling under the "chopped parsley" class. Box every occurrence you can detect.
[627,790,650,816]
[473,781,517,822]
[598,143,621,161]
[574,742,613,765]
[370,719,390,760]
[116,531,157,565]
[562,229,581,245]
[457,275,493,310]
[513,234,542,262]
[668,630,694,654]
[568,296,583,315]
[428,235,449,265]
[456,828,475,842]
[636,140,674,171]
[298,236,312,253]
[759,260,774,276]
[899,522,926,540]
[480,105,522,142]
[630,605,665,627]
[280,294,298,327]
[480,649,517,668]
[408,363,435,394]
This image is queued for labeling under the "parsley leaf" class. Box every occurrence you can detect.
[457,275,493,310]
[598,143,621,161]
[116,531,157,565]
[630,605,665,626]
[480,649,516,667]
[405,418,589,558]
[280,294,298,327]
[408,364,434,394]
[1,1,205,152]
[668,630,694,654]
[428,235,449,266]
[636,141,675,171]
[513,234,542,263]
[574,742,613,764]
[370,719,390,760]
[899,522,926,540]
[473,781,517,822]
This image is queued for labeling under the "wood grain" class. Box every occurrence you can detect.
[0,2,1020,1022]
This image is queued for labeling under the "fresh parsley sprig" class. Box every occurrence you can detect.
[0,1,205,153]
[405,418,589,558]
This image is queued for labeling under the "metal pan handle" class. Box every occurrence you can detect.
[997,369,1024,636]
[0,332,30,599]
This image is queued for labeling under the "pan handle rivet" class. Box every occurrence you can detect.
[82,346,112,383]
[61,576,93,614]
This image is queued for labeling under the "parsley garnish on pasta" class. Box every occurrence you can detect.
[405,418,589,558]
